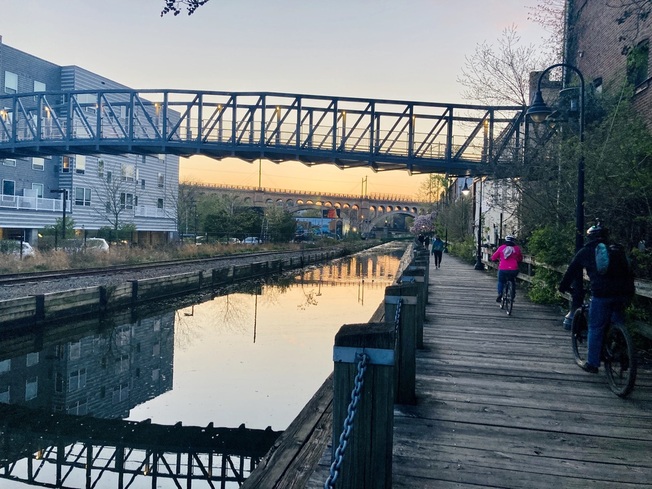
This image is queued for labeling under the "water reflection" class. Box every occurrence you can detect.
[0,242,405,488]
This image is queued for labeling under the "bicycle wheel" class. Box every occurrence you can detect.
[504,281,514,315]
[571,307,588,368]
[603,323,637,398]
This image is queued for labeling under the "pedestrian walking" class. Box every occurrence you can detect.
[431,235,444,268]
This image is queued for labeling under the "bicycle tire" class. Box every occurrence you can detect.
[505,281,514,315]
[603,323,637,398]
[571,307,588,368]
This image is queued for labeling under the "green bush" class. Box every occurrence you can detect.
[447,236,477,264]
[527,225,575,267]
[528,268,565,305]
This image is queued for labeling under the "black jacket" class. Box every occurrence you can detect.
[559,239,635,298]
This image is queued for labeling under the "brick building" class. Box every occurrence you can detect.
[566,0,652,120]
[0,37,179,247]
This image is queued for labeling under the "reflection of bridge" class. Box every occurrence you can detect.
[0,89,525,176]
[0,404,280,489]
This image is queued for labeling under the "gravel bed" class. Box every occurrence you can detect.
[0,251,314,302]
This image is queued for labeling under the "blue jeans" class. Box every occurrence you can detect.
[497,270,518,297]
[587,296,627,368]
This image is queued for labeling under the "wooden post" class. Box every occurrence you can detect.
[332,323,394,489]
[385,283,418,405]
[401,268,425,348]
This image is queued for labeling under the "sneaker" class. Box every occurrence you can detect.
[581,362,599,374]
[496,296,502,303]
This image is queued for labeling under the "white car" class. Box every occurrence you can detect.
[0,240,35,258]
[85,238,110,252]
[242,237,261,244]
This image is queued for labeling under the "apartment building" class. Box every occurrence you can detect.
[0,37,179,246]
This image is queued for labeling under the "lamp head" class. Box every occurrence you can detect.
[461,180,470,196]
[527,90,553,123]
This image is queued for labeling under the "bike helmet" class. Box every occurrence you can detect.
[586,221,608,239]
[505,235,516,244]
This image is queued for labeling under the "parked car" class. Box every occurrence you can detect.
[242,237,261,244]
[0,240,35,258]
[85,238,110,252]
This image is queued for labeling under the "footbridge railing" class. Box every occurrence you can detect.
[0,90,525,175]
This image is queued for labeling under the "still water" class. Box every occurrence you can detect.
[0,242,405,488]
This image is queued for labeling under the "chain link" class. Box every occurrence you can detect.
[324,353,369,489]
[394,298,402,339]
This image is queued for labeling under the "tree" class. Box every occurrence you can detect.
[418,174,449,211]
[93,164,137,240]
[265,207,297,243]
[457,24,548,106]
[161,0,209,16]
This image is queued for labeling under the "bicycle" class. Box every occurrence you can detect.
[571,301,637,398]
[499,276,515,315]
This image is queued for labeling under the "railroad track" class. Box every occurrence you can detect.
[0,249,317,286]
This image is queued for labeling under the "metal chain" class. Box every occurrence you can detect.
[394,298,403,339]
[324,353,369,489]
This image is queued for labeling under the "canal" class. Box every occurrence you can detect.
[0,242,406,488]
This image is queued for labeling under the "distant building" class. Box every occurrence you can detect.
[0,37,179,246]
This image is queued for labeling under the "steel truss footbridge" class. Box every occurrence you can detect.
[0,90,526,176]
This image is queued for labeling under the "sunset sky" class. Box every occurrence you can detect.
[2,0,549,197]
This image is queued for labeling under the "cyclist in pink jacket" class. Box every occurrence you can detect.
[491,235,523,303]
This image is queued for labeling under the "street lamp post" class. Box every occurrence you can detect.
[50,189,68,244]
[474,177,485,270]
[527,63,585,327]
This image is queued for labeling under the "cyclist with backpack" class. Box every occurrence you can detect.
[559,222,635,373]
[491,235,523,303]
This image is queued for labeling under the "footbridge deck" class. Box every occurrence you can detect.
[293,254,652,488]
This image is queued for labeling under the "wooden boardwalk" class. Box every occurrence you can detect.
[279,254,652,488]
[391,254,652,488]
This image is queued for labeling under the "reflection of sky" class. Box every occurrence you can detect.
[128,245,403,431]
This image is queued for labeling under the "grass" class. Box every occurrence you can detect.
[0,239,375,275]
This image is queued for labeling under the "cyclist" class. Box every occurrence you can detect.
[559,222,635,373]
[491,235,523,303]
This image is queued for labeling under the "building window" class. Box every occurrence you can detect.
[627,40,649,87]
[75,155,86,174]
[120,193,134,210]
[2,180,15,196]
[74,187,92,206]
[158,173,164,188]
[121,163,135,182]
[0,386,9,404]
[106,170,112,183]
[55,372,64,393]
[98,159,104,178]
[0,360,10,373]
[62,156,71,173]
[157,198,164,209]
[32,183,44,198]
[32,157,44,170]
[69,340,81,360]
[2,159,16,167]
[69,368,87,391]
[112,383,129,404]
[25,377,38,401]
[4,71,17,94]
[67,399,87,415]
[26,352,39,367]
[34,80,46,92]
[115,355,129,375]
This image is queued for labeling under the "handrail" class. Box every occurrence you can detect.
[480,246,652,299]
